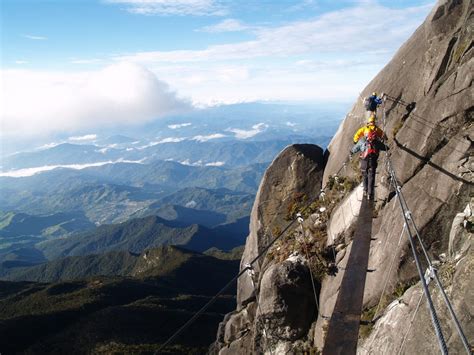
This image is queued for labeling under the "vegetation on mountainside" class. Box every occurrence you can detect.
[0,211,94,241]
[1,187,251,268]
[34,215,242,262]
[146,187,254,222]
[267,174,360,280]
[0,161,265,222]
[359,279,417,339]
[204,245,245,260]
[0,247,239,354]
[0,211,97,266]
[2,244,238,284]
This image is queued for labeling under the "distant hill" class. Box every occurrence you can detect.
[144,204,227,228]
[0,161,263,224]
[204,245,245,260]
[1,245,232,283]
[0,211,95,266]
[0,211,94,238]
[36,215,243,260]
[2,137,326,171]
[0,246,239,354]
[137,187,254,223]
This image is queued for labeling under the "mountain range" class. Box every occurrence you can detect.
[0,246,239,354]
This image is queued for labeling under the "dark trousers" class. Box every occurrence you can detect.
[360,155,378,196]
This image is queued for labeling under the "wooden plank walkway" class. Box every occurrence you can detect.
[322,198,374,355]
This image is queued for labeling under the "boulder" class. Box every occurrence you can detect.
[257,255,316,351]
[238,144,325,307]
[214,144,325,354]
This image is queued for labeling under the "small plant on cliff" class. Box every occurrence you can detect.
[267,174,359,278]
[286,192,308,220]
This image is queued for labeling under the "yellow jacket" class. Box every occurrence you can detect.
[353,124,384,143]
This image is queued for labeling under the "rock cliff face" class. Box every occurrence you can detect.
[318,0,473,352]
[212,144,325,354]
[213,0,472,353]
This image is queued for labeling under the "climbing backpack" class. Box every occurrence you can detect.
[360,129,379,159]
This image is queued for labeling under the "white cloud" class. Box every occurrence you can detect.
[22,34,47,40]
[179,159,196,166]
[185,200,197,208]
[286,121,297,127]
[110,2,432,104]
[198,19,250,33]
[0,158,145,178]
[117,3,431,64]
[35,142,62,150]
[205,161,225,166]
[0,62,191,137]
[157,137,187,143]
[136,136,187,149]
[68,134,98,142]
[15,60,28,65]
[70,58,102,65]
[227,123,268,139]
[97,147,111,154]
[191,133,226,142]
[105,0,226,16]
[168,122,192,129]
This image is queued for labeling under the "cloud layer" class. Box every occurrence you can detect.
[106,0,226,16]
[0,158,145,178]
[0,62,190,137]
[227,123,267,139]
[112,2,432,104]
[117,3,431,63]
[22,34,48,40]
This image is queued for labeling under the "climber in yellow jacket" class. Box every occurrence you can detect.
[351,114,386,200]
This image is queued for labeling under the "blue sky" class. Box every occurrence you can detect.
[1,0,434,138]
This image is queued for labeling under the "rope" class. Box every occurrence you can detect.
[383,96,472,355]
[394,171,471,353]
[297,213,321,318]
[380,102,448,355]
[159,93,470,354]
[383,94,468,153]
[397,292,424,355]
[387,158,448,355]
[410,220,472,354]
[157,159,348,353]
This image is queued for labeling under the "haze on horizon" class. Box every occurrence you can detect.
[1,0,434,139]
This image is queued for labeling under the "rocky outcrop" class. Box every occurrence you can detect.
[358,200,473,354]
[213,144,325,354]
[213,0,472,353]
[317,0,473,351]
[324,0,472,187]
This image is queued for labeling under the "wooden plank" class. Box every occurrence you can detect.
[322,199,374,355]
